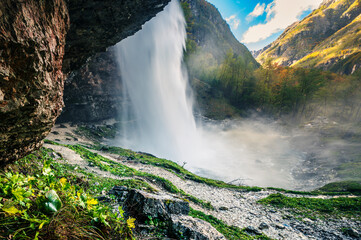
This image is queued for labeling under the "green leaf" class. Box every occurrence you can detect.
[38,190,62,215]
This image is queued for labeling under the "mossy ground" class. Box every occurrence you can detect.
[258,193,361,220]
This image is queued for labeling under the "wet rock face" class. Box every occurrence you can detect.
[0,0,69,164]
[58,47,123,123]
[63,0,171,73]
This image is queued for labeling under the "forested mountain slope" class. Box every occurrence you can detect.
[256,0,361,74]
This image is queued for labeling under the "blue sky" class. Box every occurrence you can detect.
[206,0,323,51]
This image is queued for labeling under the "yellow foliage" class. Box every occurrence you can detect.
[2,206,22,215]
[126,217,136,229]
[60,177,67,185]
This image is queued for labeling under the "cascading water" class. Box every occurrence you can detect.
[114,0,309,190]
[115,0,199,163]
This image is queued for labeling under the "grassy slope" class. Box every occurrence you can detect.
[258,193,361,220]
[257,0,361,73]
[294,13,361,71]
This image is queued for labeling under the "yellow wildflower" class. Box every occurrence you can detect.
[127,217,136,229]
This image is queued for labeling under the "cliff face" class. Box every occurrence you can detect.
[257,0,361,74]
[59,48,123,123]
[0,0,170,163]
[0,0,69,164]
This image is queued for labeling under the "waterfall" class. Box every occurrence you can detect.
[114,0,305,190]
[115,0,199,163]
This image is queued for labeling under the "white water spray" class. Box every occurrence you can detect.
[115,0,307,190]
[115,0,199,163]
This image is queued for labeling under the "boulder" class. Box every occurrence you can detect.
[124,189,189,221]
[171,215,226,240]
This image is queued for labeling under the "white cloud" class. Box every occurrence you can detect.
[247,3,266,21]
[225,14,236,22]
[242,0,323,44]
[226,14,241,30]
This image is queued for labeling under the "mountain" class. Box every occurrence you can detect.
[257,0,361,74]
[181,0,258,75]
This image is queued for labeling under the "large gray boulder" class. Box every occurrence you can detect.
[124,189,190,221]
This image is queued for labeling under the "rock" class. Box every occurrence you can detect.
[343,228,360,238]
[95,195,111,203]
[0,0,69,164]
[259,222,269,230]
[273,223,286,230]
[171,215,226,240]
[218,206,228,211]
[123,189,189,221]
[245,226,262,236]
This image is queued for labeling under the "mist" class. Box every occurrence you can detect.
[113,0,361,191]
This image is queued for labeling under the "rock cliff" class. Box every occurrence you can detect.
[257,0,361,74]
[0,0,69,164]
[58,48,123,123]
[0,0,170,163]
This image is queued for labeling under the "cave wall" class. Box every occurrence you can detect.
[0,0,171,163]
[58,47,123,123]
[63,0,171,73]
[0,0,69,164]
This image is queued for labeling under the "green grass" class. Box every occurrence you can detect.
[317,181,361,195]
[189,208,271,240]
[258,193,361,219]
[66,144,214,210]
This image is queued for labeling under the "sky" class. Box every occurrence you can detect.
[206,0,323,51]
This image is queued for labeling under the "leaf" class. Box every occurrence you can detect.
[39,221,46,230]
[26,176,35,182]
[118,206,125,218]
[34,231,40,240]
[2,206,21,215]
[12,188,25,201]
[38,190,62,215]
[59,178,67,185]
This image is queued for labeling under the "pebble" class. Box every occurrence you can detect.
[259,222,269,230]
